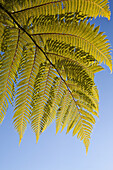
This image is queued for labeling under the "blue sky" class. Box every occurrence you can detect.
[0,1,113,170]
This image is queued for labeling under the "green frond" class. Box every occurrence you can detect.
[56,91,72,133]
[6,0,110,20]
[73,89,99,113]
[0,0,112,153]
[13,43,46,143]
[45,39,103,98]
[32,18,112,71]
[55,80,97,153]
[0,27,22,123]
[89,62,104,73]
[76,100,98,117]
[31,63,58,142]
[61,100,77,132]
[39,77,59,133]
[41,78,66,133]
[68,106,94,154]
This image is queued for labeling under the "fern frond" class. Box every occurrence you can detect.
[53,74,98,153]
[32,18,112,71]
[56,91,72,133]
[57,91,94,154]
[45,39,105,97]
[0,0,112,153]
[0,27,22,123]
[31,63,58,142]
[61,100,77,132]
[9,0,110,20]
[13,43,46,143]
[66,104,94,154]
[39,76,59,133]
[40,78,66,133]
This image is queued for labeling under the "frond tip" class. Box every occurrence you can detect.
[36,134,39,144]
[19,138,22,146]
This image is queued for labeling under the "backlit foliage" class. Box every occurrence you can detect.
[0,0,112,154]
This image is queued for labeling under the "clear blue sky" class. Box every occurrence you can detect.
[0,1,113,170]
